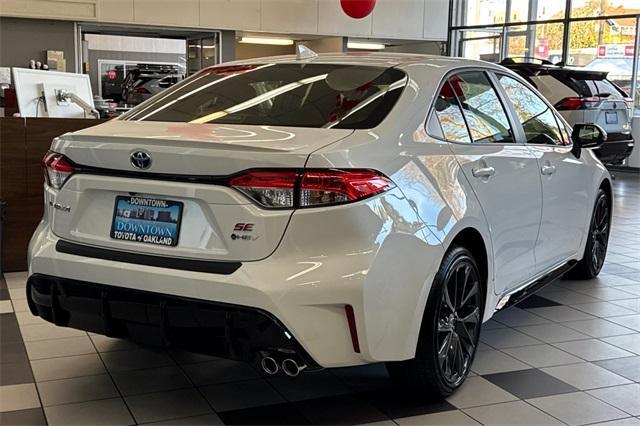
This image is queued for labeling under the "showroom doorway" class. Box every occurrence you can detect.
[75,24,221,108]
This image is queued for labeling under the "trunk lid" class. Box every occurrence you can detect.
[593,98,632,136]
[48,120,353,263]
[55,120,353,174]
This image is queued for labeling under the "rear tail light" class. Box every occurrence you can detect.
[42,151,74,189]
[228,169,395,209]
[555,97,600,110]
[228,170,297,208]
[133,87,150,94]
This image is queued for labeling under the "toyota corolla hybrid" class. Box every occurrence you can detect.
[27,51,612,396]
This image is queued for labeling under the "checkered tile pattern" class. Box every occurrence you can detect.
[1,171,638,425]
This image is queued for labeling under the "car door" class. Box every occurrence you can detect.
[438,70,542,294]
[496,73,591,274]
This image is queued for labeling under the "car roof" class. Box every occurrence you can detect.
[212,52,502,72]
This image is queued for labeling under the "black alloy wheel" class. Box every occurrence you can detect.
[436,256,482,387]
[567,188,611,280]
[590,193,610,273]
[386,246,483,397]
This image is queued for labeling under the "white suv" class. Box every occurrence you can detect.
[502,58,634,165]
[28,53,612,396]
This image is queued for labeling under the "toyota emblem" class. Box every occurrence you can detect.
[130,151,152,170]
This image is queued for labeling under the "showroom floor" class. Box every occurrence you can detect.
[1,172,639,426]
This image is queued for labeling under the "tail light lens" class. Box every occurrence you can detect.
[134,87,150,94]
[228,169,395,209]
[228,170,297,208]
[42,151,74,189]
[555,97,600,110]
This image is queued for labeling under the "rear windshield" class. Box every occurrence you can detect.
[571,78,627,100]
[122,64,407,129]
[524,70,627,104]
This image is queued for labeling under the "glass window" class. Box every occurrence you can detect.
[571,0,639,18]
[459,0,507,26]
[566,19,636,96]
[123,64,406,129]
[455,30,502,62]
[498,74,566,145]
[451,71,514,143]
[432,81,472,143]
[505,23,565,64]
[509,0,566,22]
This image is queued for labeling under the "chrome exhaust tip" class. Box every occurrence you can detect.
[281,358,306,377]
[260,356,279,375]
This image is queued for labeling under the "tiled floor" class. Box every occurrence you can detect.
[0,171,638,426]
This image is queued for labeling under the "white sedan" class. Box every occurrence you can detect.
[28,51,611,396]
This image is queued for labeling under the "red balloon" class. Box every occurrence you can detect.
[340,0,376,19]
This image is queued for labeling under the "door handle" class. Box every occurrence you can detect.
[541,165,556,175]
[472,166,495,178]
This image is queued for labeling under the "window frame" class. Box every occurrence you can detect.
[425,66,525,146]
[492,71,573,147]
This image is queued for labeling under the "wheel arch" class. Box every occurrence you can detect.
[599,178,613,212]
[448,228,489,295]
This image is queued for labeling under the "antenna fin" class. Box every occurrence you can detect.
[296,44,318,60]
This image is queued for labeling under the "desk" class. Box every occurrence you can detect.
[1,117,104,272]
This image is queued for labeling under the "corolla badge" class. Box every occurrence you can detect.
[130,151,152,170]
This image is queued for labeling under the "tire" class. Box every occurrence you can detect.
[386,246,484,397]
[567,188,611,280]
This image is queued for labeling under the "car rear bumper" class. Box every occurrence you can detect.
[27,187,443,368]
[594,134,634,165]
[27,273,319,369]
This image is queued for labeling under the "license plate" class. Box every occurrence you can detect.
[110,196,183,247]
[605,111,618,124]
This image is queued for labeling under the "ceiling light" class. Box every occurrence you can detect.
[347,41,385,50]
[240,37,294,46]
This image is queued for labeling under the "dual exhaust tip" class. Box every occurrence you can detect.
[260,356,306,377]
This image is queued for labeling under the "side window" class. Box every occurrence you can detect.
[450,72,514,144]
[431,81,472,143]
[498,75,567,146]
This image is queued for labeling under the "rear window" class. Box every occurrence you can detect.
[524,70,627,103]
[572,78,627,100]
[123,64,407,129]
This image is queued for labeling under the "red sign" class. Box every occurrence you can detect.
[535,39,549,59]
[598,44,634,57]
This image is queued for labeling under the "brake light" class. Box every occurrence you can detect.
[300,170,393,207]
[555,97,600,110]
[228,170,297,208]
[228,169,394,209]
[134,87,150,94]
[42,151,75,189]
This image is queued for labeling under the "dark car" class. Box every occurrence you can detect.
[122,64,183,106]
[501,58,635,165]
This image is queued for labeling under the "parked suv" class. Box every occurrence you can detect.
[28,53,612,397]
[502,57,634,165]
[122,64,183,105]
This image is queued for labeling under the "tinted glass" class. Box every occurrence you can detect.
[450,72,514,143]
[498,75,565,145]
[432,81,471,143]
[123,64,406,129]
[579,79,627,100]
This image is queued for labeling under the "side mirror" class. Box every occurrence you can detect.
[571,123,607,157]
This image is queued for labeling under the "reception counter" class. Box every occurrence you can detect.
[1,117,104,272]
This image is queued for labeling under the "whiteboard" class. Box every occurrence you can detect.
[12,68,94,118]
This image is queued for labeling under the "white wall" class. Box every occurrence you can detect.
[0,0,449,41]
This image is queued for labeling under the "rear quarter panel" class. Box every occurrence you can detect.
[305,63,497,360]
